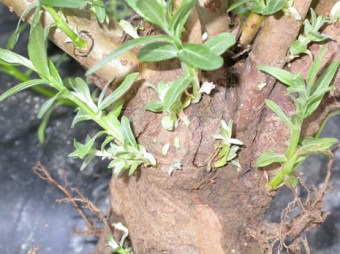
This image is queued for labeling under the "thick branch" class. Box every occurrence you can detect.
[235,0,313,165]
[254,0,340,160]
[0,0,139,83]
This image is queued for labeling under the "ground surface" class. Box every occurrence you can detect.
[0,4,339,254]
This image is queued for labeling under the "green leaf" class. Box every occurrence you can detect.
[0,49,36,71]
[38,103,58,144]
[256,152,287,167]
[161,114,176,131]
[306,46,326,88]
[299,137,338,154]
[170,0,196,37]
[101,135,114,151]
[28,22,50,78]
[0,79,47,103]
[121,116,138,148]
[31,4,42,31]
[265,99,292,128]
[104,112,124,143]
[258,65,305,88]
[99,72,139,110]
[312,61,340,96]
[71,108,92,128]
[39,0,88,8]
[289,40,308,56]
[110,99,124,117]
[135,0,168,30]
[86,35,173,76]
[284,175,299,188]
[43,23,57,40]
[48,59,63,84]
[227,0,254,13]
[163,76,192,112]
[178,44,223,71]
[203,33,236,56]
[128,163,139,176]
[7,3,38,50]
[69,137,96,159]
[69,77,97,111]
[305,87,333,118]
[91,0,106,23]
[261,0,287,15]
[137,42,178,62]
[38,92,60,118]
[145,99,163,112]
[80,153,96,171]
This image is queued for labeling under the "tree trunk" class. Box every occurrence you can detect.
[1,0,340,253]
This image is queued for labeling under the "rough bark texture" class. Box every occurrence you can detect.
[1,0,340,253]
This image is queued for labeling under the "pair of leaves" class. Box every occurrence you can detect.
[213,120,243,169]
[289,9,331,58]
[258,48,339,125]
[256,137,338,168]
[228,0,288,15]
[138,33,235,71]
[145,77,191,130]
[125,0,169,31]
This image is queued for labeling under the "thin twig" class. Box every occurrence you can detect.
[32,163,99,233]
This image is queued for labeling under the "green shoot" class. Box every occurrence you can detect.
[289,9,332,59]
[0,22,155,175]
[87,0,236,131]
[228,0,290,16]
[212,120,243,170]
[256,47,340,190]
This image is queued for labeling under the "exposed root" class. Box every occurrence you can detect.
[248,148,337,253]
[32,163,111,237]
[27,246,39,254]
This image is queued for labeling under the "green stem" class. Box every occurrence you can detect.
[181,62,200,103]
[48,78,123,144]
[0,64,75,107]
[43,6,86,49]
[285,126,301,158]
[269,126,301,189]
[268,154,298,189]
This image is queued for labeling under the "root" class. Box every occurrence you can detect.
[32,163,111,237]
[27,246,39,254]
[249,147,338,253]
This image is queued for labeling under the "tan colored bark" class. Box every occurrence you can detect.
[235,0,313,166]
[2,0,340,253]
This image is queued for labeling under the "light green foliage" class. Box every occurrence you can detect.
[0,22,155,175]
[8,0,110,50]
[107,223,132,254]
[289,9,332,59]
[256,47,339,189]
[39,0,107,24]
[228,0,289,16]
[330,2,340,22]
[87,0,236,131]
[212,120,243,170]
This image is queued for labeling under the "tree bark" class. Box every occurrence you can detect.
[1,0,340,253]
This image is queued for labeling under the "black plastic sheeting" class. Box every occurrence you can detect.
[0,6,110,254]
[0,4,339,254]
